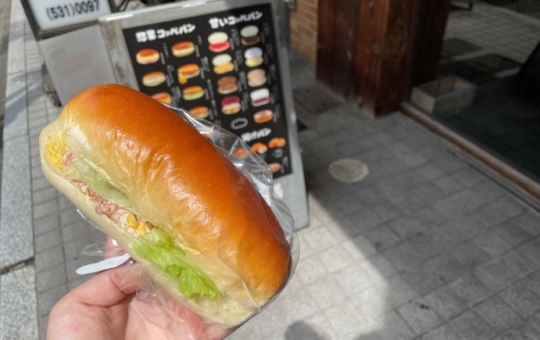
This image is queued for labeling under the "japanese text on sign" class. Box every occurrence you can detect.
[208,11,263,29]
[135,24,196,43]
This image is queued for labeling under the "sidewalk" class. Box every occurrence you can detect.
[3,0,540,339]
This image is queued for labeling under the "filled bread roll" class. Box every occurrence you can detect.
[39,84,291,326]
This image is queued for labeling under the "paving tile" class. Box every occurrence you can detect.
[1,136,33,269]
[423,253,470,286]
[384,275,420,309]
[37,285,67,316]
[518,238,540,266]
[335,262,372,297]
[415,163,447,182]
[35,247,64,272]
[350,287,393,320]
[319,243,358,274]
[447,213,489,239]
[325,298,379,339]
[473,231,512,256]
[366,224,402,250]
[39,315,49,340]
[433,189,484,219]
[416,207,448,226]
[371,203,402,223]
[398,298,442,335]
[525,271,540,298]
[31,164,44,179]
[32,176,52,192]
[32,200,59,220]
[469,180,506,203]
[33,214,61,236]
[335,193,364,215]
[409,232,446,259]
[495,221,535,248]
[32,187,57,205]
[0,265,38,340]
[388,216,431,241]
[474,257,521,292]
[60,209,85,226]
[420,324,462,340]
[450,310,496,340]
[391,184,443,213]
[36,264,67,293]
[473,195,525,228]
[529,310,540,333]
[63,237,95,261]
[427,223,468,250]
[382,242,425,272]
[475,296,522,331]
[451,167,486,187]
[449,239,491,268]
[432,176,464,196]
[307,274,347,310]
[499,323,540,340]
[342,234,377,261]
[282,316,335,340]
[375,311,415,340]
[509,212,540,236]
[425,285,468,320]
[500,283,540,318]
[295,253,329,286]
[450,272,492,306]
[34,228,62,253]
[346,208,384,233]
[58,196,76,212]
[269,284,319,325]
[61,220,93,243]
[360,254,397,284]
[501,250,538,280]
[301,226,339,253]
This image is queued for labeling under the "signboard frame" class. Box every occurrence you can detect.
[21,0,116,40]
[99,0,309,230]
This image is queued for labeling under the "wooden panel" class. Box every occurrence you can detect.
[316,0,451,116]
[354,0,422,116]
[412,0,452,86]
[316,0,359,98]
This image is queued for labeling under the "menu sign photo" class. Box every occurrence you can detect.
[122,4,292,179]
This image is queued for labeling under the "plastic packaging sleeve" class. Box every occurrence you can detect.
[75,105,300,339]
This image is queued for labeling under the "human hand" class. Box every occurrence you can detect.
[47,238,234,340]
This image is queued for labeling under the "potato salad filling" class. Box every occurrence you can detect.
[45,139,221,299]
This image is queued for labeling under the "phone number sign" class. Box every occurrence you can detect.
[27,0,111,32]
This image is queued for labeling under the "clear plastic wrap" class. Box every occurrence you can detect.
[75,105,300,339]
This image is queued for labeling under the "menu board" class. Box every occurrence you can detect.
[122,4,291,179]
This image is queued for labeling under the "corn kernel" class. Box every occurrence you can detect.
[45,138,68,169]
[138,225,146,236]
[126,214,138,229]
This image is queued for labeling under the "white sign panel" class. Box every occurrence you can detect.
[28,0,111,31]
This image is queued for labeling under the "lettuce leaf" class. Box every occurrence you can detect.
[130,229,222,299]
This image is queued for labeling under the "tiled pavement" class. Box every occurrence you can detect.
[445,2,540,64]
[3,0,540,339]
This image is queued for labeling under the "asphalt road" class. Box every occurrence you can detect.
[0,0,12,193]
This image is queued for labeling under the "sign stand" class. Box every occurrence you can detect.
[100,0,309,230]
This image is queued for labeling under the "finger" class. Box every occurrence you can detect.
[67,265,141,307]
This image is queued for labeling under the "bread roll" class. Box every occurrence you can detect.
[39,84,290,326]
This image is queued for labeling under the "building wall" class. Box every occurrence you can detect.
[289,0,318,62]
